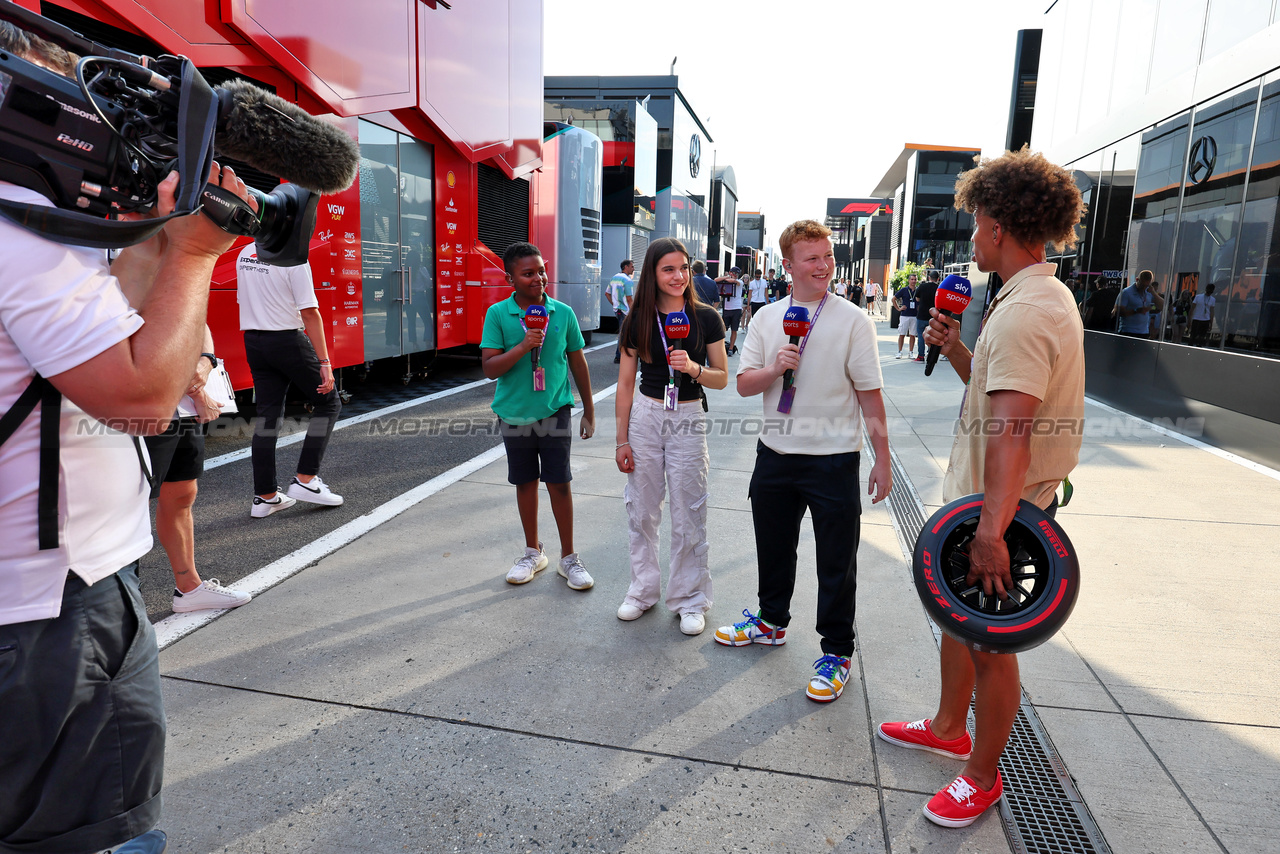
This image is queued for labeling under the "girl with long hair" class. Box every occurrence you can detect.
[614,238,729,635]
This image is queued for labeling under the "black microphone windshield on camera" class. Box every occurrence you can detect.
[212,80,359,195]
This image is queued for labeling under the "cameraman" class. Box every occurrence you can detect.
[0,22,256,854]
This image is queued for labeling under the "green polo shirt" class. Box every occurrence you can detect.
[481,293,585,425]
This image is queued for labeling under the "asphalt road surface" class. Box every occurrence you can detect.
[139,337,622,622]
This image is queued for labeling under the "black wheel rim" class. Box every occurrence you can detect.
[940,517,1050,616]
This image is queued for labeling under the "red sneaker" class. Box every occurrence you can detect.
[923,773,1003,827]
[876,718,972,760]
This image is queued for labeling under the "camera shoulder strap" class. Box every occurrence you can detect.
[0,374,156,550]
[0,200,174,249]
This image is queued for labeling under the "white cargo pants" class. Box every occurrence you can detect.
[623,394,713,615]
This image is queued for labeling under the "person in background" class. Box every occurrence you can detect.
[608,259,635,363]
[893,273,919,358]
[1115,269,1154,338]
[238,243,344,516]
[614,238,728,636]
[692,259,718,308]
[715,266,746,356]
[748,268,769,326]
[1189,283,1216,346]
[914,271,940,362]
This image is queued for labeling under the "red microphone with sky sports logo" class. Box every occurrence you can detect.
[781,305,811,391]
[925,275,972,377]
[524,304,548,367]
[664,310,691,391]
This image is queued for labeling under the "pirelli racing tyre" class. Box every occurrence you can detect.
[913,493,1080,654]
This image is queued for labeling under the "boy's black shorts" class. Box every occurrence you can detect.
[500,405,573,485]
[722,308,743,332]
[143,416,205,499]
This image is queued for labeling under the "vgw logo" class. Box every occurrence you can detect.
[327,204,345,218]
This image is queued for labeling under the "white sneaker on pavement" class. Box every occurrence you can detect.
[680,612,706,635]
[507,543,548,584]
[558,553,593,590]
[287,475,344,506]
[250,490,296,518]
[172,578,252,612]
[617,602,645,621]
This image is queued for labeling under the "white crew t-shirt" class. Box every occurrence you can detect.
[737,294,883,455]
[749,277,769,303]
[0,183,152,624]
[237,244,319,330]
[723,279,745,311]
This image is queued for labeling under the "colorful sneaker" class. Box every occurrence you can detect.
[506,543,548,584]
[923,772,1003,828]
[806,654,852,702]
[877,718,973,760]
[714,609,786,646]
[287,475,344,506]
[172,579,252,613]
[250,490,295,518]
[558,553,594,590]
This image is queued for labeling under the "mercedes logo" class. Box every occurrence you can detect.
[1188,136,1217,185]
[689,134,701,179]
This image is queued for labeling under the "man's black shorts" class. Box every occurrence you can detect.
[0,563,165,853]
[722,309,743,332]
[143,416,205,498]
[500,405,573,485]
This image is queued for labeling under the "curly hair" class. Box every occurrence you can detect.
[779,220,832,259]
[953,148,1086,251]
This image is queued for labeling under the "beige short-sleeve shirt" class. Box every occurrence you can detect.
[942,263,1085,509]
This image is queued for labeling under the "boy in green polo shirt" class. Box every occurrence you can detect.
[481,242,596,590]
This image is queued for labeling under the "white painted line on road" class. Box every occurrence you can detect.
[154,382,620,650]
[1086,395,1280,482]
[204,338,616,471]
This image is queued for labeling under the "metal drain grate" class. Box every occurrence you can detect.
[866,444,1111,854]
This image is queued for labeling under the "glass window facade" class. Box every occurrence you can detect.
[1065,71,1280,358]
[906,152,975,269]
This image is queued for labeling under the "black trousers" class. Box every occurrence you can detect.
[749,442,861,656]
[244,329,342,495]
[0,564,164,853]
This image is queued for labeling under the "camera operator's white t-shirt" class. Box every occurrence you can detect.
[0,183,152,624]
[237,244,319,330]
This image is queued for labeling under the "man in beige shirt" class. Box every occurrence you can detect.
[876,149,1086,828]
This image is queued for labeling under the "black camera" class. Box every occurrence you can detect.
[0,0,355,265]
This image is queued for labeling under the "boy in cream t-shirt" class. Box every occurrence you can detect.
[715,220,891,705]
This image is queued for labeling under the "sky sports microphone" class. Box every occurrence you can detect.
[781,305,811,391]
[524,304,549,368]
[664,310,691,388]
[925,274,973,377]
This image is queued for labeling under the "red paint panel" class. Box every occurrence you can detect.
[601,141,634,169]
[465,251,511,346]
[490,0,542,179]
[435,144,474,350]
[206,290,251,389]
[223,0,416,115]
[309,128,364,370]
[418,0,510,159]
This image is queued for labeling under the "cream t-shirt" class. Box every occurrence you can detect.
[737,294,883,455]
[942,263,1085,509]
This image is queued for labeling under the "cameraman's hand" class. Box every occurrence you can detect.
[164,162,257,260]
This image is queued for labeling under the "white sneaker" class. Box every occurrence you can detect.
[172,578,252,613]
[251,490,296,518]
[617,602,645,621]
[507,544,548,584]
[287,475,344,506]
[894,350,904,360]
[680,612,706,635]
[558,553,594,590]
